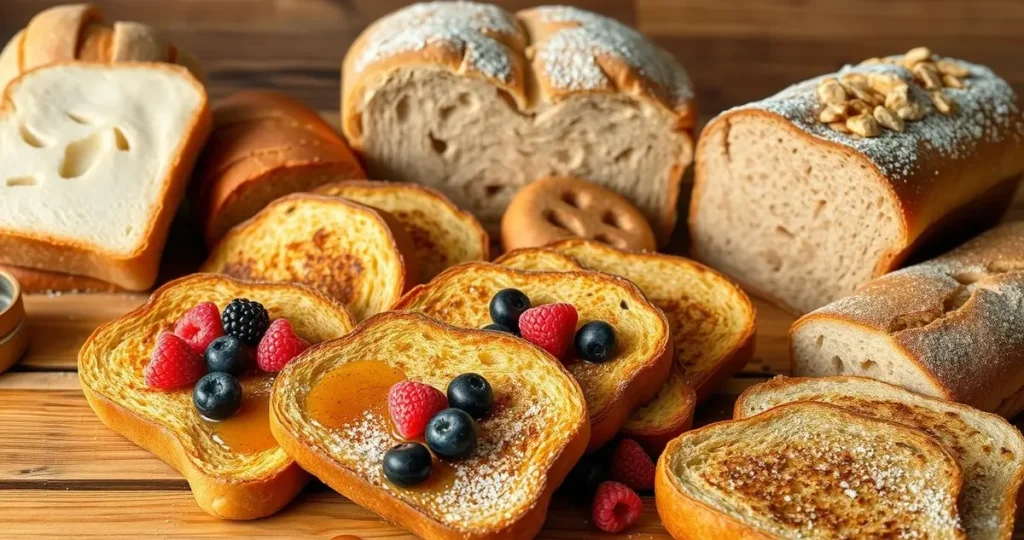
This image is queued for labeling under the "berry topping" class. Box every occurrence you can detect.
[205,335,249,376]
[563,452,611,502]
[482,323,515,334]
[425,408,478,459]
[173,302,224,354]
[519,303,579,360]
[221,298,270,346]
[610,438,655,491]
[575,321,618,363]
[446,373,493,419]
[388,381,449,440]
[144,332,206,390]
[192,372,243,420]
[592,481,642,533]
[256,318,310,372]
[382,442,433,486]
[489,288,530,331]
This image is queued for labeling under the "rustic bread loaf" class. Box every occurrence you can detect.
[192,91,366,245]
[342,2,695,242]
[791,221,1024,418]
[690,49,1024,313]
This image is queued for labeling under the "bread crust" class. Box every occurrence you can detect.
[0,264,122,293]
[0,62,211,291]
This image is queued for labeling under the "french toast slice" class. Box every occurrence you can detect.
[202,193,418,321]
[392,262,672,451]
[735,376,1024,540]
[270,312,589,540]
[314,181,489,281]
[78,274,355,519]
[494,247,583,273]
[656,402,966,539]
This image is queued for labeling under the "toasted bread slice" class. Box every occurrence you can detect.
[735,376,1024,540]
[314,181,489,281]
[494,247,583,273]
[270,312,589,540]
[392,262,671,451]
[78,274,355,519]
[202,193,418,321]
[656,402,965,539]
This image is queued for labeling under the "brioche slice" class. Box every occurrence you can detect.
[735,376,1024,540]
[202,194,418,321]
[0,62,210,290]
[271,312,589,540]
[656,402,965,539]
[314,181,489,281]
[78,274,355,519]
[393,262,671,451]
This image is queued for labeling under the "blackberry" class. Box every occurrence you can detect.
[221,298,270,346]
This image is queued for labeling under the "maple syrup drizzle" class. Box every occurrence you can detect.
[205,375,277,454]
[306,360,407,429]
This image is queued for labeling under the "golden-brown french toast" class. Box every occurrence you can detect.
[270,312,589,540]
[736,376,1024,540]
[494,247,582,273]
[202,193,418,321]
[314,181,489,281]
[78,274,355,519]
[392,262,671,451]
[656,402,966,540]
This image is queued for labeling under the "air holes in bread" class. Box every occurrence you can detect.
[59,132,106,179]
[5,176,37,187]
[66,112,92,124]
[620,300,629,310]
[614,148,634,164]
[18,123,46,148]
[832,355,845,373]
[762,250,783,272]
[485,185,503,197]
[859,359,879,373]
[813,200,826,219]
[815,335,824,349]
[438,105,456,122]
[429,132,448,155]
[395,96,410,123]
[775,225,795,239]
[113,127,130,151]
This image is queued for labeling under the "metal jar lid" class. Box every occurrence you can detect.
[0,270,28,373]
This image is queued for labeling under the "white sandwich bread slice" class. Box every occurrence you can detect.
[0,62,210,290]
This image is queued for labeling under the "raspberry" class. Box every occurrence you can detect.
[592,481,642,533]
[173,302,224,354]
[388,381,449,440]
[518,303,578,360]
[256,319,310,372]
[144,332,206,389]
[221,298,270,347]
[610,438,656,491]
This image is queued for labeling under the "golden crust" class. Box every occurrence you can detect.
[0,264,122,293]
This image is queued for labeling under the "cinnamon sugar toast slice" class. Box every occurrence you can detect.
[392,262,671,451]
[656,402,965,539]
[736,376,1024,540]
[270,312,589,540]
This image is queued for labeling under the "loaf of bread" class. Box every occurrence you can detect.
[690,48,1024,313]
[0,3,203,93]
[342,1,695,242]
[792,222,1024,418]
[192,91,366,245]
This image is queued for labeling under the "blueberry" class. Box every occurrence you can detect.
[447,373,494,419]
[193,372,243,420]
[575,321,617,363]
[482,323,515,335]
[425,408,478,459]
[205,335,249,376]
[489,289,530,330]
[561,453,611,501]
[382,442,432,486]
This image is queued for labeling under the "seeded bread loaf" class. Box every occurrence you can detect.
[791,222,1024,418]
[342,1,695,242]
[690,49,1024,313]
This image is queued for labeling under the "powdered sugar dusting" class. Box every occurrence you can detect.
[353,1,519,81]
[531,5,693,107]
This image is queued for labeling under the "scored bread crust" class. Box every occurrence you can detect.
[203,193,419,322]
[0,62,211,291]
[192,91,367,246]
[342,2,695,242]
[271,311,590,540]
[392,262,672,451]
[78,274,356,519]
[314,180,489,281]
[0,263,122,293]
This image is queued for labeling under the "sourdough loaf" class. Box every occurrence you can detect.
[690,49,1024,313]
[192,91,366,245]
[792,222,1024,417]
[342,2,695,242]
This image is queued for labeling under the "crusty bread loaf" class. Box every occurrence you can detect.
[0,62,210,290]
[791,221,1024,418]
[736,376,1024,540]
[271,311,589,540]
[0,4,204,93]
[656,402,965,539]
[192,91,366,245]
[0,264,122,293]
[342,2,695,242]
[690,50,1024,313]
